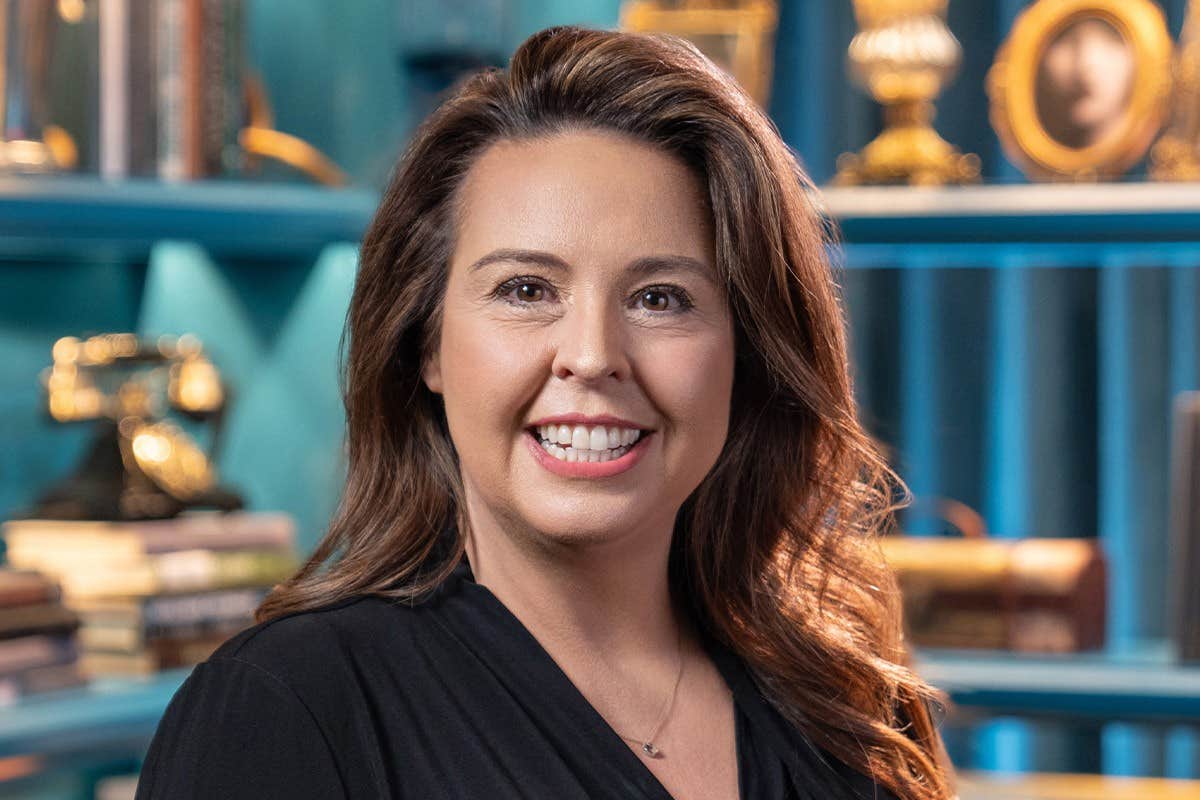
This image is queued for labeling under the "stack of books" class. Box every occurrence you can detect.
[0,568,86,704]
[1,511,299,678]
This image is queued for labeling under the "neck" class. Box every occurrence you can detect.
[461,495,684,671]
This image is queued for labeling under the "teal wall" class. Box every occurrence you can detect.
[247,0,621,187]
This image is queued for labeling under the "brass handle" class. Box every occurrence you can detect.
[238,125,348,187]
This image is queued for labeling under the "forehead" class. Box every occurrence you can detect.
[451,129,714,270]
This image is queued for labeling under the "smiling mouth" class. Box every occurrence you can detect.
[526,423,650,464]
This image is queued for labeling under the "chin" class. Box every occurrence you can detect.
[515,498,666,550]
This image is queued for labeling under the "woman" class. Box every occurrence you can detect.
[136,24,953,800]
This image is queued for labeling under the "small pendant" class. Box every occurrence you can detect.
[641,742,660,758]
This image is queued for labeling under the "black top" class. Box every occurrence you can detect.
[135,559,896,799]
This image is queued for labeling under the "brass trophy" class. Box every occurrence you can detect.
[31,333,243,521]
[1151,0,1200,180]
[834,0,979,185]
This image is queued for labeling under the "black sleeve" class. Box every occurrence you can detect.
[135,656,346,799]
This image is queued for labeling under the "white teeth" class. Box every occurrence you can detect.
[539,441,632,463]
[571,426,589,450]
[532,422,645,458]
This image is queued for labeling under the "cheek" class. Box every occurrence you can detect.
[437,312,538,443]
[645,329,735,447]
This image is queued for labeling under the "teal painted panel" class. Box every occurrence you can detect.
[216,245,355,555]
[137,243,355,554]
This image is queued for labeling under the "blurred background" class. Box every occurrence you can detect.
[1,1,1199,798]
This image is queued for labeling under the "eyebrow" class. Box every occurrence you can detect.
[467,248,717,285]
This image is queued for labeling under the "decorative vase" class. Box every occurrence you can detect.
[834,0,979,185]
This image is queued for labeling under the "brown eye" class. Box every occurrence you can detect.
[639,289,670,311]
[515,283,543,302]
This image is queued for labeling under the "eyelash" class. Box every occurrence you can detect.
[490,275,695,314]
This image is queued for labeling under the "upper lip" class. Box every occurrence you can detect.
[527,413,652,430]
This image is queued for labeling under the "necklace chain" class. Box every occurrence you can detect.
[615,623,685,759]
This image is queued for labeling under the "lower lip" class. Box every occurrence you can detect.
[525,430,653,478]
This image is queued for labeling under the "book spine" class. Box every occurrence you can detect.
[199,0,225,176]
[0,634,78,674]
[128,0,159,175]
[99,0,130,178]
[0,663,87,706]
[142,586,265,628]
[184,0,204,177]
[156,0,187,180]
[79,630,230,675]
[0,570,61,606]
[49,549,296,600]
[2,511,296,557]
[1171,392,1200,662]
[0,603,81,639]
[222,0,246,174]
[80,615,251,652]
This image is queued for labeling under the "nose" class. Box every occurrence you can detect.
[550,293,630,384]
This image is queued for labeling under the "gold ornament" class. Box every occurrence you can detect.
[834,0,979,186]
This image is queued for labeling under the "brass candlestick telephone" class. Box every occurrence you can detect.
[30,332,243,521]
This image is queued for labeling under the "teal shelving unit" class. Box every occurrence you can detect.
[0,177,377,260]
[914,644,1200,724]
[3,181,1200,795]
[0,669,190,766]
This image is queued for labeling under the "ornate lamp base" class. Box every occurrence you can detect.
[834,101,980,186]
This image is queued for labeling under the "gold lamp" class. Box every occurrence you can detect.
[834,0,979,185]
[1151,0,1200,180]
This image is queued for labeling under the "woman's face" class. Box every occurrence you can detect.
[1037,17,1134,147]
[423,129,736,552]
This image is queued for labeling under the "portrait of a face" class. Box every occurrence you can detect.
[1035,17,1135,149]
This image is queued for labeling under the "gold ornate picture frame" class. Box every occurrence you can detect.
[987,0,1173,181]
[618,1,778,108]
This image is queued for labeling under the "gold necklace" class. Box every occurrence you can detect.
[615,624,685,759]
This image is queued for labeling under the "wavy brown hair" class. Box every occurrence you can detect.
[255,24,952,800]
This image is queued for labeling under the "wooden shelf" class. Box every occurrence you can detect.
[0,177,378,261]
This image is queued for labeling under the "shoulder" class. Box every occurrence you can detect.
[140,592,446,799]
[207,591,440,684]
[213,587,434,662]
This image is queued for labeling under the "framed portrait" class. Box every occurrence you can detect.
[987,0,1174,180]
[618,1,778,108]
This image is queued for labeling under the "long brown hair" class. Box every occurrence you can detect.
[256,24,951,800]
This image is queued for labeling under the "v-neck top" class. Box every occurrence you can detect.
[136,557,898,799]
